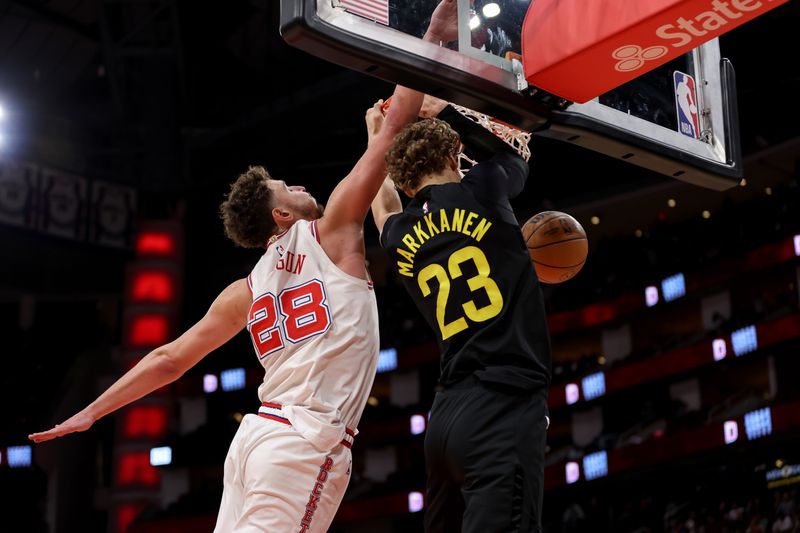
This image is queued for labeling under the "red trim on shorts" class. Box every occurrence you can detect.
[258,401,356,448]
[258,413,291,425]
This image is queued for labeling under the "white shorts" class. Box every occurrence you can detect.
[214,413,353,533]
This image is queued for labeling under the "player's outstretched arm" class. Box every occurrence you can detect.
[318,0,456,235]
[29,279,251,443]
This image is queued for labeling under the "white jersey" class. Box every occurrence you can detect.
[245,219,379,451]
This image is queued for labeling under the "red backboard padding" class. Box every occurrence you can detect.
[522,0,789,102]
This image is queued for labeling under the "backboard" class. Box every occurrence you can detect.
[280,0,742,190]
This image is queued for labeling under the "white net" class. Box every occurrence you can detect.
[449,103,532,164]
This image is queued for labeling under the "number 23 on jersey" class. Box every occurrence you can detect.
[417,246,504,340]
[247,279,332,358]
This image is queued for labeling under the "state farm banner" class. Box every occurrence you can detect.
[38,166,88,240]
[522,0,789,102]
[89,181,137,249]
[0,160,39,229]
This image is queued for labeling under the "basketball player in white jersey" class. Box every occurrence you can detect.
[28,3,458,530]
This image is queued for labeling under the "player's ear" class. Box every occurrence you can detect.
[271,206,294,226]
[403,187,415,198]
[448,154,459,171]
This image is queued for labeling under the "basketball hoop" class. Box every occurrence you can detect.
[448,103,531,163]
[381,97,531,164]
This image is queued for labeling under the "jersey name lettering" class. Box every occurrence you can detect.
[276,251,307,275]
[395,208,492,277]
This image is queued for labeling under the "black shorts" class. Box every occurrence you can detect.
[424,377,548,533]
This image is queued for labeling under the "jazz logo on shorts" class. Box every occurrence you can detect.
[673,71,700,140]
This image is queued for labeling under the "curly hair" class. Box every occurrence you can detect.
[386,118,461,193]
[219,166,277,249]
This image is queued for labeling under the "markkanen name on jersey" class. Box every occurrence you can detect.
[394,208,492,277]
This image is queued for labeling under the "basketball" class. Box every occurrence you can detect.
[521,211,588,284]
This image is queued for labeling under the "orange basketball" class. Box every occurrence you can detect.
[521,211,588,284]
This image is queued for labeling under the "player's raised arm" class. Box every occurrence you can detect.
[371,176,403,237]
[318,0,457,233]
[29,279,251,443]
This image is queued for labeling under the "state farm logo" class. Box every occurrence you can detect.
[612,0,782,72]
[612,45,668,72]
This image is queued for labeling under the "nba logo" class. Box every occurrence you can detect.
[673,71,700,139]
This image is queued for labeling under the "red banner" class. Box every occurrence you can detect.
[522,0,789,102]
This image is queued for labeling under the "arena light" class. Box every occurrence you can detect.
[122,405,168,439]
[116,504,145,533]
[376,348,398,373]
[136,231,176,257]
[408,491,424,513]
[581,372,606,401]
[410,414,426,435]
[644,285,659,307]
[117,451,159,486]
[0,103,5,120]
[149,446,172,467]
[661,273,686,302]
[203,374,219,393]
[7,445,32,468]
[794,234,800,257]
[582,451,608,481]
[723,420,738,444]
[565,383,580,405]
[731,325,758,356]
[220,368,246,391]
[712,338,727,361]
[744,407,772,441]
[469,14,481,30]
[128,314,170,347]
[130,270,175,304]
[482,3,501,18]
[565,461,580,484]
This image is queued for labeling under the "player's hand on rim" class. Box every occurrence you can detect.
[29,411,95,443]
[366,99,386,144]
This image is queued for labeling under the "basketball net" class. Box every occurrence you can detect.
[381,97,531,165]
[448,103,531,165]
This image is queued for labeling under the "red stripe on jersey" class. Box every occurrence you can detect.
[261,401,282,409]
[310,220,321,244]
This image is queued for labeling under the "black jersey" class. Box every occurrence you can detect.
[381,152,551,391]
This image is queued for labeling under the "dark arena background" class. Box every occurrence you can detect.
[2,1,800,532]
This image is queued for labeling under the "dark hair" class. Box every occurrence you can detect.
[386,118,461,192]
[219,166,277,249]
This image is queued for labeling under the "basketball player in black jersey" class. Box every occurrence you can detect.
[370,106,551,533]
